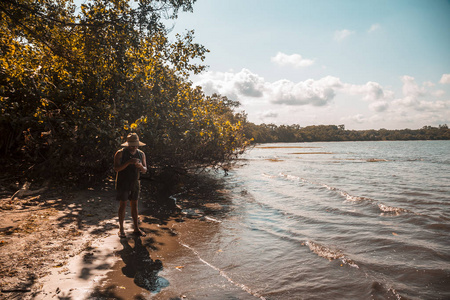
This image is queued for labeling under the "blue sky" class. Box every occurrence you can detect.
[166,0,450,130]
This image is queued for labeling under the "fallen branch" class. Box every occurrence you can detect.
[10,181,49,201]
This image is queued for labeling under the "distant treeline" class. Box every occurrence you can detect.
[243,123,450,143]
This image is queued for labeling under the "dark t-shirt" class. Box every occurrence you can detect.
[115,148,143,191]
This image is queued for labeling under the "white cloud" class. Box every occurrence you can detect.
[233,68,266,97]
[432,90,445,97]
[384,100,450,129]
[415,100,449,112]
[343,81,389,101]
[423,81,435,87]
[373,108,448,129]
[334,29,355,41]
[439,74,450,84]
[390,75,450,118]
[195,68,266,100]
[195,68,395,108]
[401,75,426,98]
[271,52,315,68]
[269,76,342,106]
[387,76,450,115]
[389,76,450,122]
[370,101,389,112]
[261,111,278,118]
[195,69,344,106]
[390,75,449,115]
[346,114,366,123]
[368,24,380,33]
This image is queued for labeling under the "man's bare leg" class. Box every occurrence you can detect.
[118,200,127,236]
[130,199,143,235]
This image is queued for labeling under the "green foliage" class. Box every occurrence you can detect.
[0,0,249,182]
[244,124,450,143]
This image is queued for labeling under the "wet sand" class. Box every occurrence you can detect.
[90,214,188,299]
[88,210,258,299]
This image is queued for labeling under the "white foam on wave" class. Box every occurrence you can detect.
[338,189,373,202]
[305,241,359,268]
[262,173,277,178]
[387,287,403,300]
[181,243,267,300]
[204,216,222,223]
[378,203,411,215]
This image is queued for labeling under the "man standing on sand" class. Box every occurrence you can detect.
[114,133,147,238]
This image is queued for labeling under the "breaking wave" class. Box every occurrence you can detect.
[278,173,416,215]
[305,241,359,268]
[378,203,413,215]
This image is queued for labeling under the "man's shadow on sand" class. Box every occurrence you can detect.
[118,235,169,293]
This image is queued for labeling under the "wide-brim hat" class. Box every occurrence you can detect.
[121,133,146,146]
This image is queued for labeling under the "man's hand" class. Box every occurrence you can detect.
[134,160,147,173]
[137,162,146,171]
[128,158,140,165]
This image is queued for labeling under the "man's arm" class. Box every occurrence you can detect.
[137,151,147,174]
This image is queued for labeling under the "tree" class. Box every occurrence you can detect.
[0,0,249,182]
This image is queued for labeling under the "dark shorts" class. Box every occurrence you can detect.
[116,188,140,201]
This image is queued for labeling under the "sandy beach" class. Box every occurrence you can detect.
[0,178,190,299]
[0,174,251,300]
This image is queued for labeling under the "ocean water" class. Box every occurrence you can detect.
[168,141,450,299]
